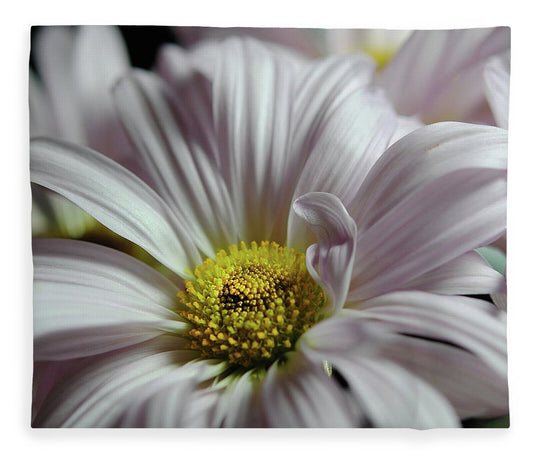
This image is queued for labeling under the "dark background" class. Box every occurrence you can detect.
[30,26,178,71]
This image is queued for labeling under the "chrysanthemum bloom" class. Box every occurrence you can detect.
[378,27,510,126]
[31,37,508,427]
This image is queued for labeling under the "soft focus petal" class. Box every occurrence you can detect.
[30,137,202,277]
[33,27,87,142]
[33,239,184,359]
[260,353,363,427]
[484,52,511,129]
[72,26,129,119]
[114,360,220,427]
[175,27,320,58]
[33,337,193,427]
[207,371,265,427]
[29,70,56,137]
[114,70,238,254]
[72,26,131,158]
[293,193,357,313]
[380,28,510,123]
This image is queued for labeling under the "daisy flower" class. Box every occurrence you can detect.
[378,27,510,126]
[31,37,508,427]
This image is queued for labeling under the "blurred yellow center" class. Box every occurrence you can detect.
[178,241,326,368]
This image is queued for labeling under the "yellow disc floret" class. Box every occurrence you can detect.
[177,241,326,368]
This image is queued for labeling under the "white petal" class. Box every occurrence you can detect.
[354,291,508,378]
[115,360,216,427]
[484,52,511,129]
[113,71,238,255]
[298,310,386,362]
[29,70,56,137]
[282,53,381,243]
[402,250,506,295]
[351,122,507,233]
[30,137,202,277]
[209,371,265,427]
[33,239,184,360]
[388,115,424,146]
[33,26,87,142]
[212,37,295,243]
[33,337,193,427]
[379,335,509,419]
[287,86,396,246]
[380,28,510,123]
[491,293,507,312]
[260,353,362,427]
[72,26,131,155]
[332,357,459,428]
[351,169,506,300]
[293,193,357,313]
[72,26,129,120]
[289,53,376,171]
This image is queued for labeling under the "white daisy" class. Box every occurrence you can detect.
[31,37,508,427]
[378,27,510,125]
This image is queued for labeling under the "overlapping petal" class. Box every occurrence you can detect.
[484,52,511,129]
[379,336,509,419]
[33,239,185,359]
[260,353,362,427]
[30,138,202,276]
[33,338,196,427]
[379,28,510,124]
[33,27,87,142]
[287,85,396,246]
[402,250,506,295]
[353,291,508,377]
[331,358,459,428]
[350,122,507,232]
[211,38,296,243]
[346,123,506,299]
[113,70,238,255]
[351,170,506,300]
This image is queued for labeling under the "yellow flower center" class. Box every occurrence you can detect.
[177,241,326,368]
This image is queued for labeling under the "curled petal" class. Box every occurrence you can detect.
[293,192,357,313]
